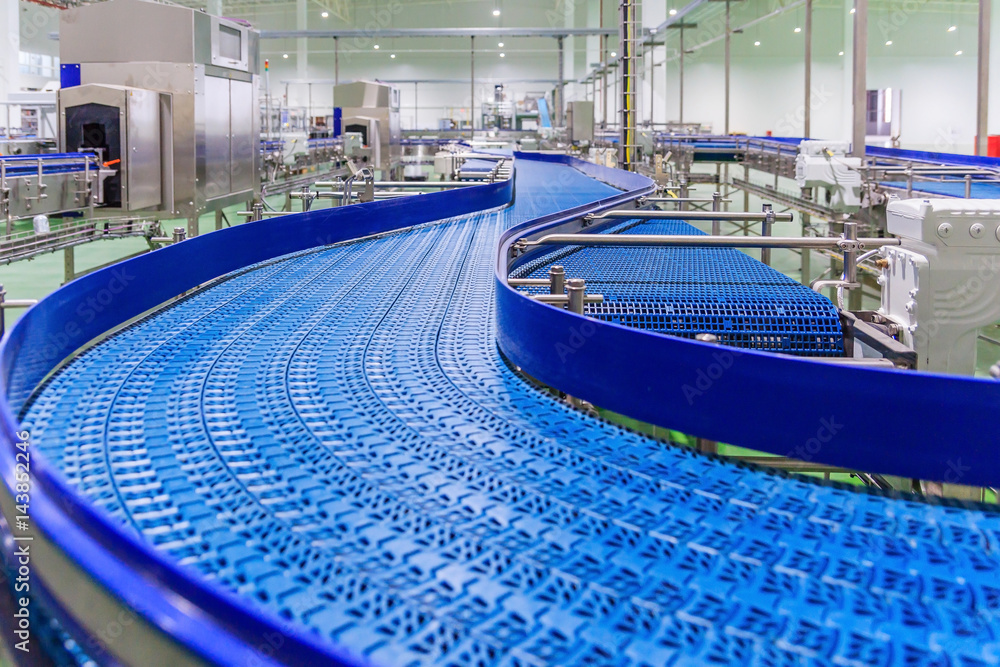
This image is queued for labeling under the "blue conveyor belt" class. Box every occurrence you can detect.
[880,180,1000,199]
[512,219,844,355]
[16,158,1000,665]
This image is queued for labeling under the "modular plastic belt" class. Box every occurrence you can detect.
[11,157,1000,665]
[511,219,844,356]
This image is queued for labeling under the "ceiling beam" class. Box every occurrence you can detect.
[261,27,621,39]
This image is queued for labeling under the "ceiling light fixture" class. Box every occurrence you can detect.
[374,44,380,49]
[885,40,892,45]
[754,41,761,46]
[321,11,328,18]
[610,51,617,58]
[794,27,801,33]
[390,53,396,58]
[956,50,963,56]
[282,53,289,58]
[669,8,677,16]
[498,42,504,47]
[839,51,844,56]
[499,52,505,58]
[948,25,957,32]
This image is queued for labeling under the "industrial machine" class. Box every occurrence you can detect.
[334,81,401,178]
[58,0,261,236]
[1,152,109,229]
[881,198,1000,374]
[566,100,594,144]
[794,140,863,213]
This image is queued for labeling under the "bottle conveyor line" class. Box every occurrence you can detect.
[1,154,999,666]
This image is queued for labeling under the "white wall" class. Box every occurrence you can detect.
[31,0,993,149]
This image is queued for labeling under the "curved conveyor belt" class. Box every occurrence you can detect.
[2,154,999,666]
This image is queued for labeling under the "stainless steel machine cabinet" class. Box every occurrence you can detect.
[566,101,594,144]
[58,0,261,237]
[334,81,402,179]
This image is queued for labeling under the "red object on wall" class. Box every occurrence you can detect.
[989,135,1000,158]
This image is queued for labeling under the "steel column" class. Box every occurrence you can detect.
[804,0,813,138]
[557,36,565,127]
[618,0,638,170]
[471,36,475,138]
[978,0,991,157]
[334,37,339,86]
[724,0,731,135]
[679,25,686,124]
[851,0,867,158]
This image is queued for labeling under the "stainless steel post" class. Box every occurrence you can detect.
[549,265,566,295]
[172,226,187,244]
[843,221,858,286]
[711,191,722,235]
[567,278,586,315]
[334,36,339,86]
[852,0,868,158]
[761,204,775,265]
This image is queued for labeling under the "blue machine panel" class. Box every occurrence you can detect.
[60,64,81,89]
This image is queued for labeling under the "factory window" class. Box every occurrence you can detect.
[18,51,58,78]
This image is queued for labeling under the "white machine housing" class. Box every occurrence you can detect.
[881,198,1000,375]
[795,140,863,212]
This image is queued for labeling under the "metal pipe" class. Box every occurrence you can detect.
[522,234,900,250]
[588,209,794,222]
[645,197,731,204]
[314,180,479,189]
[533,293,603,306]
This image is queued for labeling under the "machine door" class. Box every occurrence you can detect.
[230,80,254,193]
[204,76,232,196]
[65,103,122,208]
